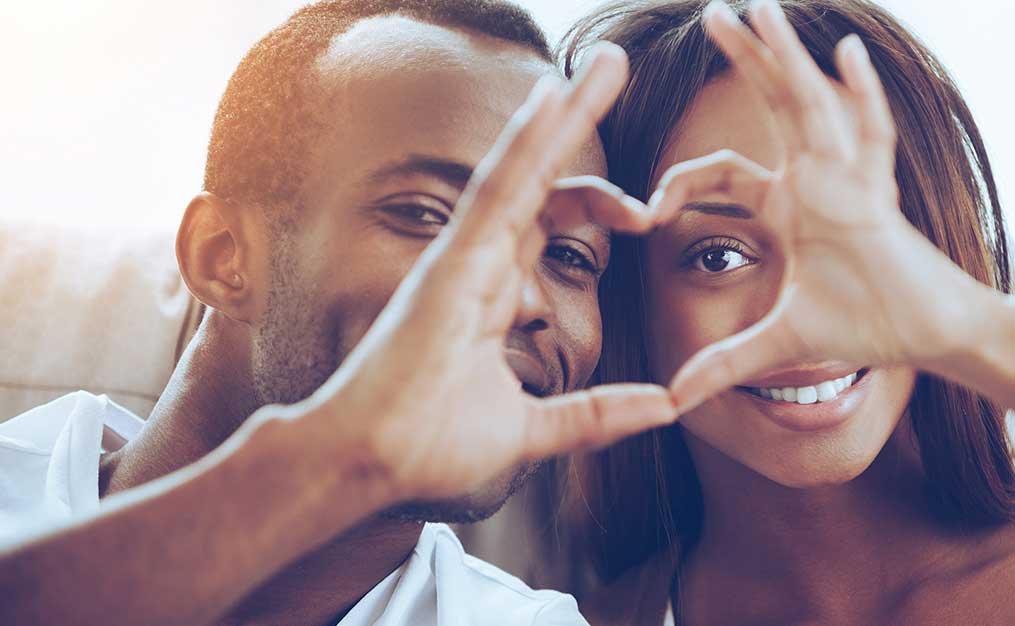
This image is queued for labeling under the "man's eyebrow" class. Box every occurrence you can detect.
[682,202,755,219]
[367,154,474,189]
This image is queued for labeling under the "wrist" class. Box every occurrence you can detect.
[886,225,983,369]
[919,270,1014,383]
[234,404,401,546]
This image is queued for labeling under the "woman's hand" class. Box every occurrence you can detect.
[656,0,1015,414]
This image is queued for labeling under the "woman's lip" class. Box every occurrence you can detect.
[741,364,867,388]
[733,368,877,433]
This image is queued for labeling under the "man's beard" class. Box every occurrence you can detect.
[382,460,540,524]
[252,277,341,407]
[250,251,531,524]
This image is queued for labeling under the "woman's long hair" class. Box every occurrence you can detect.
[560,0,1014,589]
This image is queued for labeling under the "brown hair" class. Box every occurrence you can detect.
[560,0,1014,588]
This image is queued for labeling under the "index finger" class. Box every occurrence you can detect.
[702,0,805,154]
[452,43,630,248]
[541,176,655,235]
[747,0,853,156]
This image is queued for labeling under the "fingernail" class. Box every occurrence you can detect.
[576,41,627,82]
[590,41,627,63]
[528,74,563,106]
[844,34,870,64]
[753,0,786,23]
[707,0,741,25]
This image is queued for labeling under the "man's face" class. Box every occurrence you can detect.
[249,16,609,522]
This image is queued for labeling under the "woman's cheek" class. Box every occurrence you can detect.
[648,275,775,384]
[647,281,718,383]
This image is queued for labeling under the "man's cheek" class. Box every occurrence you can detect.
[566,305,604,389]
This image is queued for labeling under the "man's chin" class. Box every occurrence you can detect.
[380,462,539,524]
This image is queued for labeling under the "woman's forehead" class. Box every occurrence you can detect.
[658,73,786,179]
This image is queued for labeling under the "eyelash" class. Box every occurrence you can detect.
[382,203,449,226]
[381,202,600,278]
[544,243,599,275]
[682,236,756,272]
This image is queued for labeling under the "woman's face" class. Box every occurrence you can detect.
[645,73,916,487]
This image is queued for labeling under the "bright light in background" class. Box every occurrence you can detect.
[0,0,1011,228]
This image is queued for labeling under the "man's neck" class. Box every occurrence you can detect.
[102,311,257,492]
[100,311,423,626]
[224,519,423,626]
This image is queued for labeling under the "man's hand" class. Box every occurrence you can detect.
[284,42,676,506]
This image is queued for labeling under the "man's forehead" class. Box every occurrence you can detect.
[308,14,553,172]
[300,12,609,218]
[318,14,549,87]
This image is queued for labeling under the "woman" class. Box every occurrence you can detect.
[561,0,1015,623]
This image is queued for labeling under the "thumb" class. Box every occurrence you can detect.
[522,384,676,461]
[668,312,796,415]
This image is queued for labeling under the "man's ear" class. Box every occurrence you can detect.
[176,192,260,323]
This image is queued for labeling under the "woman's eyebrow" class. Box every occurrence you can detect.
[683,202,755,219]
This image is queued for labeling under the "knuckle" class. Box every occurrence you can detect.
[580,392,609,448]
[711,347,742,387]
[534,162,558,192]
[472,173,508,209]
[660,166,685,192]
[715,148,740,163]
[769,91,798,114]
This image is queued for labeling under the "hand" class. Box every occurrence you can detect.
[293,44,676,503]
[656,0,985,413]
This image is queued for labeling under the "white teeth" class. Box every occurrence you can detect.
[816,381,838,401]
[797,386,818,404]
[749,371,861,405]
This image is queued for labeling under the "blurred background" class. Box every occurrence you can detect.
[1,0,1011,228]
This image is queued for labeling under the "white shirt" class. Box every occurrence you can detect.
[0,391,589,626]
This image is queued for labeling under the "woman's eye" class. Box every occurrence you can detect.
[384,204,449,225]
[544,244,598,274]
[691,247,752,273]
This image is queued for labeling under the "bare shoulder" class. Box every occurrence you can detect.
[578,550,675,626]
[892,523,1015,625]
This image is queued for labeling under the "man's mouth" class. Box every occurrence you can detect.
[737,368,869,405]
[521,383,550,398]
[504,348,551,398]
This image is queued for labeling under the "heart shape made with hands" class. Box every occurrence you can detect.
[643,0,938,416]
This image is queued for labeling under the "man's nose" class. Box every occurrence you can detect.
[512,274,552,332]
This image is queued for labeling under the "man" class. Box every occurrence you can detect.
[0,1,674,625]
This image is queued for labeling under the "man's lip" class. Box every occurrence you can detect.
[740,362,867,388]
[504,348,550,396]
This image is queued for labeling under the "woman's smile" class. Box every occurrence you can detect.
[733,366,875,433]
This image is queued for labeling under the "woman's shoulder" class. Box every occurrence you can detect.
[893,523,1015,623]
[579,549,677,626]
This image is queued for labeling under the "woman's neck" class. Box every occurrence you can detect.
[680,421,981,622]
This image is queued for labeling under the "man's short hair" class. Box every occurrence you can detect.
[203,0,552,213]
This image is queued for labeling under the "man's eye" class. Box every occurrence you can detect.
[383,204,449,225]
[544,244,598,274]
